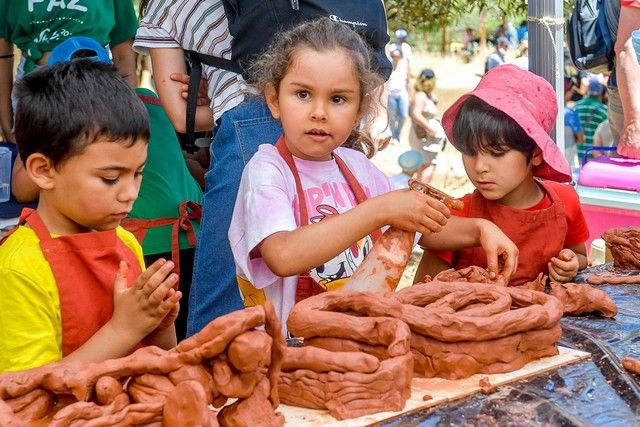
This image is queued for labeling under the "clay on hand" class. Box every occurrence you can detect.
[408,178,464,211]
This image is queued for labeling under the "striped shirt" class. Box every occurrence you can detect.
[574,97,608,145]
[133,0,247,122]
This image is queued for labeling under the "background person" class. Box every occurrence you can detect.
[409,68,447,183]
[606,0,640,158]
[485,37,509,73]
[387,49,411,145]
[389,150,426,189]
[0,0,138,144]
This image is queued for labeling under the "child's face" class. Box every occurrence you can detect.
[462,147,542,207]
[265,47,362,161]
[40,138,147,234]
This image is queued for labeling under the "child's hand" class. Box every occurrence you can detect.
[379,189,450,236]
[548,249,579,283]
[158,300,180,331]
[477,220,519,282]
[110,260,182,342]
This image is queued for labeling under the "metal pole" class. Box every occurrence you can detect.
[528,0,565,154]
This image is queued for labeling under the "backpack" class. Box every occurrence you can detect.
[567,0,616,74]
[184,0,392,152]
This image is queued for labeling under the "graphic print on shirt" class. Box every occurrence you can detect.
[28,0,89,46]
[307,204,373,291]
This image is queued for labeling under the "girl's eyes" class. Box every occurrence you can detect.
[296,90,310,99]
[332,95,346,104]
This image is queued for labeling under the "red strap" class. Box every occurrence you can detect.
[137,93,162,106]
[120,201,201,279]
[276,139,309,226]
[275,137,382,241]
[275,136,384,303]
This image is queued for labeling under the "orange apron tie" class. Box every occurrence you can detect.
[12,209,143,356]
[455,180,567,286]
[275,136,382,302]
[121,200,201,278]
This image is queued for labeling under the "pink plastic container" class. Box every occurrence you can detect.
[577,156,640,192]
[576,156,640,249]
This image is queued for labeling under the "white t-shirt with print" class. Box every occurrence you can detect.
[229,144,392,333]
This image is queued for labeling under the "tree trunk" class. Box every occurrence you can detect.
[479,10,488,48]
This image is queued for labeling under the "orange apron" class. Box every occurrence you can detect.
[7,209,143,356]
[454,180,567,286]
[275,137,383,302]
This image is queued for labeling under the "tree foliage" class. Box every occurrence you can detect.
[385,0,576,32]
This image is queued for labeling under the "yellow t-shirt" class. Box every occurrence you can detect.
[0,226,144,373]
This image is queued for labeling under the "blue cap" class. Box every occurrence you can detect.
[47,36,112,66]
[398,150,425,171]
[395,29,408,39]
[587,79,604,96]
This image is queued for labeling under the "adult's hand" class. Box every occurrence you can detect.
[617,118,640,158]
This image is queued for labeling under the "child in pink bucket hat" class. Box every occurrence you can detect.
[415,65,590,287]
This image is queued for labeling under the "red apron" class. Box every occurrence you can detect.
[4,209,143,356]
[121,200,201,277]
[454,180,567,286]
[275,137,383,302]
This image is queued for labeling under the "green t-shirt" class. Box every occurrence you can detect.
[0,0,138,72]
[130,88,203,255]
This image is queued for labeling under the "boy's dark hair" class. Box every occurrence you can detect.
[14,60,149,167]
[452,96,537,161]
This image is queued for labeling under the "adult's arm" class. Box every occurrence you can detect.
[614,5,640,158]
[111,39,137,87]
[149,47,214,133]
[0,38,14,143]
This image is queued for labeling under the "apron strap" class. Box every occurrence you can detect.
[121,201,202,279]
[275,136,382,302]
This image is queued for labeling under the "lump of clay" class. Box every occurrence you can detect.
[0,302,286,427]
[549,282,617,318]
[622,357,640,375]
[433,266,506,285]
[280,292,413,420]
[602,226,640,269]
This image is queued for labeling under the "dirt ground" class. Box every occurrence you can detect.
[372,50,489,288]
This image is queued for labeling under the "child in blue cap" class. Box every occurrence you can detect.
[389,149,426,189]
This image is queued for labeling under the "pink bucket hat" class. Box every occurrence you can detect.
[442,64,572,182]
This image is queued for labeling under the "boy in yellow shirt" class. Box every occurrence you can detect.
[0,60,181,373]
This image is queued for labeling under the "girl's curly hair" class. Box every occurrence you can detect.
[249,17,383,158]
